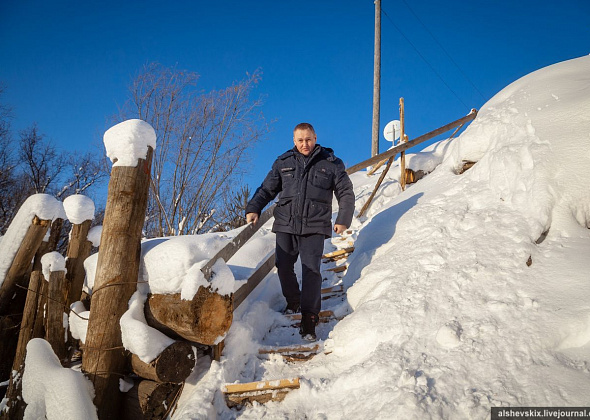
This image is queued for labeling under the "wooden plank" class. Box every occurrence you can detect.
[201,204,276,281]
[346,110,477,175]
[322,247,354,260]
[233,253,275,310]
[259,344,319,355]
[224,377,300,395]
[357,155,395,218]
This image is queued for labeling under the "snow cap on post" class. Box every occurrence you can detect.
[41,251,67,282]
[103,119,156,167]
[63,194,95,224]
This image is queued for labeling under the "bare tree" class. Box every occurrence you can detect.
[18,124,65,194]
[120,63,268,236]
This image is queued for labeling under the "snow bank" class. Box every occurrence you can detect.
[442,56,590,235]
[0,194,65,289]
[120,291,175,363]
[63,194,95,224]
[104,119,156,167]
[22,339,97,420]
[41,252,66,282]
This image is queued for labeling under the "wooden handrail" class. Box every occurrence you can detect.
[346,109,477,175]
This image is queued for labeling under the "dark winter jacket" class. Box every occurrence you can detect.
[245,144,355,237]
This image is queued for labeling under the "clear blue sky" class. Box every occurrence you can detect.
[1,0,589,194]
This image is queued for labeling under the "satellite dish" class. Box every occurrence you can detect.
[384,120,401,142]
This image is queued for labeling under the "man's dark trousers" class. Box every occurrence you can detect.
[275,232,325,316]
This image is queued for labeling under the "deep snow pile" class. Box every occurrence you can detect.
[172,56,590,419]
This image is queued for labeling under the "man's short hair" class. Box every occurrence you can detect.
[293,122,315,135]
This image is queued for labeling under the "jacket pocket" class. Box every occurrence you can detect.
[311,170,333,190]
[274,198,292,226]
[306,201,331,227]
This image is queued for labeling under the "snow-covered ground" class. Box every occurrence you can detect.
[2,55,589,419]
[172,55,590,419]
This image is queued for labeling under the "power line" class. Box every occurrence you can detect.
[399,0,488,102]
[381,6,470,110]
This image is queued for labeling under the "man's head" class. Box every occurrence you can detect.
[293,123,317,156]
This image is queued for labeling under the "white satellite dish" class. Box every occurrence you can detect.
[384,120,401,142]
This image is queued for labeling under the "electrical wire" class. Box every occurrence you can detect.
[399,0,488,102]
[381,6,471,110]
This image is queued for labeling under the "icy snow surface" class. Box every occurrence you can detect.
[21,339,97,420]
[103,119,156,167]
[0,194,65,289]
[171,56,590,419]
[63,194,94,224]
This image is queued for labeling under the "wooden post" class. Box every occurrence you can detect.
[372,0,381,157]
[82,145,153,420]
[45,269,68,362]
[65,219,93,307]
[357,155,395,219]
[0,215,51,315]
[399,98,407,191]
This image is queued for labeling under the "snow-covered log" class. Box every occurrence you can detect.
[129,341,195,383]
[144,287,233,345]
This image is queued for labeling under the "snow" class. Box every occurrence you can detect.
[0,194,65,289]
[40,251,66,282]
[171,56,590,419]
[82,253,98,295]
[21,339,97,420]
[69,301,89,344]
[139,233,235,299]
[120,291,175,363]
[103,119,156,167]
[63,194,95,224]
[87,225,102,247]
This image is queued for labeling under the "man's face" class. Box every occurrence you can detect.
[293,128,317,156]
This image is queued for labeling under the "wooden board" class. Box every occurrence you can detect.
[322,247,354,260]
[259,344,319,355]
[224,377,300,395]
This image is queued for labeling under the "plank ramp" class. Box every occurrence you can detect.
[259,344,321,362]
[223,378,300,407]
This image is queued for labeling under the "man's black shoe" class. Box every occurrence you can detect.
[284,301,300,315]
[300,312,319,341]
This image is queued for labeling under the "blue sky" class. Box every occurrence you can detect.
[1,0,589,194]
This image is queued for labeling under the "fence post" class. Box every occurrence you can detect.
[82,120,155,420]
[399,98,407,191]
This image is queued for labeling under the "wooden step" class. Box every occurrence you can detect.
[259,344,320,362]
[322,247,355,261]
[325,265,347,273]
[223,378,300,407]
[321,284,344,294]
[285,309,335,322]
[322,292,345,301]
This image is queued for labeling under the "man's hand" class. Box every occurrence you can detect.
[246,212,259,225]
[333,224,347,235]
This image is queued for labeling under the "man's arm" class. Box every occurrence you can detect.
[245,160,282,224]
[333,159,355,231]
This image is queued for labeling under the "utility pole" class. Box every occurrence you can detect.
[371,0,381,157]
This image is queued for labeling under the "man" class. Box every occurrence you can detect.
[245,123,355,341]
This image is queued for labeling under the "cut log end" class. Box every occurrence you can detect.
[130,341,196,384]
[121,380,182,420]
